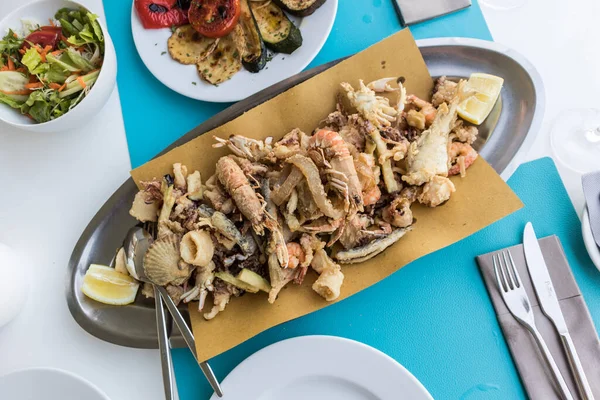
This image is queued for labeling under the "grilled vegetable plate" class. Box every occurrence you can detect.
[250,0,303,54]
[130,0,337,101]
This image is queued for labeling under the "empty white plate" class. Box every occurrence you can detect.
[0,368,110,400]
[210,335,433,400]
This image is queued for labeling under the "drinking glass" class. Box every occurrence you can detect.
[550,109,600,173]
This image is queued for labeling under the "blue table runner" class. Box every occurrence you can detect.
[97,2,578,399]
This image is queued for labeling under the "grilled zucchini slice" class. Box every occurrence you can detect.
[196,33,242,85]
[272,0,326,17]
[236,0,267,72]
[168,25,218,65]
[250,1,302,54]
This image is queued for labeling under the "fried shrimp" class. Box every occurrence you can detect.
[308,129,363,211]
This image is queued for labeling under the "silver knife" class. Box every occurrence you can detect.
[523,222,595,400]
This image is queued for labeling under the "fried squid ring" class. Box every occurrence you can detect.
[180,230,214,267]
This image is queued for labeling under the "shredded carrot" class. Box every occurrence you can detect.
[49,18,56,27]
[38,45,52,63]
[58,82,67,92]
[19,48,26,55]
[49,82,62,90]
[15,67,26,73]
[25,82,44,89]
[51,49,64,56]
[6,57,15,71]
[0,66,9,71]
[12,32,18,38]
[76,76,87,89]
[28,75,39,83]
[0,89,30,95]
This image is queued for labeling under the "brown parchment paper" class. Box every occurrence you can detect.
[131,29,523,362]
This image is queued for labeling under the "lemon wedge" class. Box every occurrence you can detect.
[458,73,504,125]
[82,264,139,305]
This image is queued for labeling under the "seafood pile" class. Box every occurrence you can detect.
[127,76,480,320]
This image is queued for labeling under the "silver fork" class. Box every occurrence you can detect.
[142,221,176,400]
[494,250,574,400]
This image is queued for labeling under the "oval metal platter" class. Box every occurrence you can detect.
[66,38,545,349]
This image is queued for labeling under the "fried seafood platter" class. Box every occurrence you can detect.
[123,74,487,320]
[80,30,522,360]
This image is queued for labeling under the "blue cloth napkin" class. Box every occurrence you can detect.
[170,158,600,400]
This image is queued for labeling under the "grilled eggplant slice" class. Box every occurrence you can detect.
[196,33,242,85]
[236,0,267,72]
[250,1,302,54]
[272,0,326,17]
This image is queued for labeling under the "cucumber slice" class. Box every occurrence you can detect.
[58,70,100,98]
[237,268,271,293]
[214,271,260,293]
[0,71,29,102]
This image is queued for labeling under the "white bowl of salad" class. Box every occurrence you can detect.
[0,0,116,133]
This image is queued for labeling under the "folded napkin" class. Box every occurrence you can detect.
[477,236,600,399]
[393,0,471,26]
[583,171,600,247]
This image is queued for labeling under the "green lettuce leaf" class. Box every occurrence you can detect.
[87,13,104,42]
[21,48,48,75]
[0,92,25,108]
[65,47,94,72]
[57,8,104,47]
[45,62,69,83]
[20,90,69,123]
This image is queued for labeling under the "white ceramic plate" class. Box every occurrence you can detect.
[209,336,433,400]
[131,1,337,103]
[0,368,110,400]
[582,206,600,272]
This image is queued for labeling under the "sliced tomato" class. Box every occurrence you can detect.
[21,28,61,50]
[135,0,189,29]
[189,0,241,38]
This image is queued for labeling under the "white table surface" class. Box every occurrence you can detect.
[0,1,597,399]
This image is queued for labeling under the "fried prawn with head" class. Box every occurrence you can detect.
[308,129,363,211]
[213,135,275,163]
[216,156,275,235]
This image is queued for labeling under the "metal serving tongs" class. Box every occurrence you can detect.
[125,225,223,398]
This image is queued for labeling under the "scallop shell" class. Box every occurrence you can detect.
[143,234,193,286]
